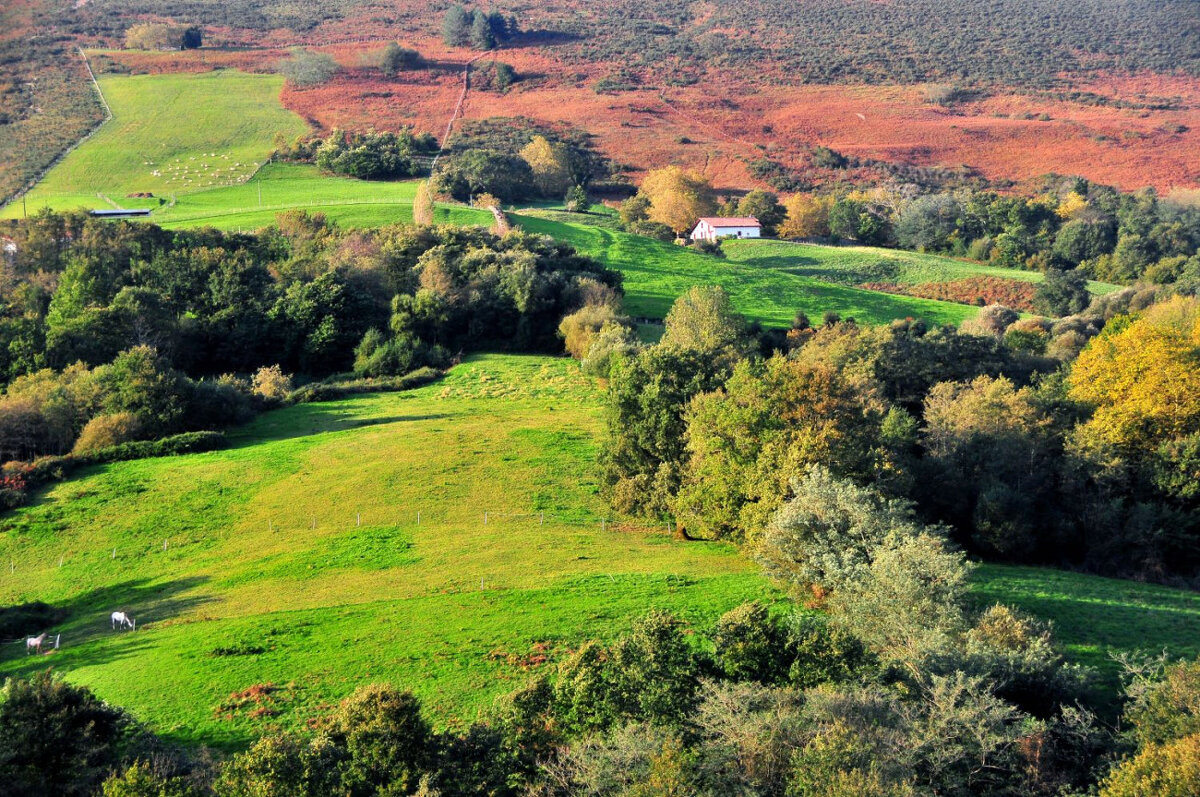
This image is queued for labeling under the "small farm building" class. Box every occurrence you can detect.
[690,217,761,242]
[89,209,152,218]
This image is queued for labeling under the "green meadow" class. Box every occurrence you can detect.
[723,238,1121,297]
[3,71,308,217]
[511,211,983,327]
[0,356,773,747]
[1,355,1197,747]
[151,162,493,231]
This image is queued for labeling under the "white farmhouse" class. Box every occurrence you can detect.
[689,216,761,242]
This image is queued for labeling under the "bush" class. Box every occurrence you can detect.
[581,322,641,378]
[287,368,444,404]
[713,602,789,683]
[251,365,293,402]
[353,330,448,378]
[276,49,339,88]
[558,304,630,359]
[71,412,142,454]
[1100,733,1200,797]
[0,601,67,639]
[314,129,436,180]
[330,685,433,794]
[379,42,422,75]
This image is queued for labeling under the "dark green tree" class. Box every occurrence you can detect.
[441,5,470,46]
[0,672,129,797]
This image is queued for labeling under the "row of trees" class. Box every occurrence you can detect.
[311,129,438,180]
[618,168,1200,298]
[582,282,1200,583]
[0,211,619,463]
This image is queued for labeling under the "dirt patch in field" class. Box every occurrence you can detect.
[862,277,1038,312]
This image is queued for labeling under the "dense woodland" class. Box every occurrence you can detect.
[586,284,1200,585]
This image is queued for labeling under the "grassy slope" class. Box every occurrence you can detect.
[0,356,771,747]
[724,239,1121,296]
[150,162,493,231]
[973,564,1200,703]
[512,211,981,327]
[1,356,1197,747]
[4,71,308,217]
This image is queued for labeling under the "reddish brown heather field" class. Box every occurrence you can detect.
[97,35,1200,193]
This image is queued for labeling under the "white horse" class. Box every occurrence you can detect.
[111,611,135,631]
[25,633,59,655]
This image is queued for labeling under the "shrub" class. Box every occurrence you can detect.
[71,412,142,454]
[251,365,293,402]
[330,685,433,794]
[379,42,422,75]
[960,304,1020,337]
[558,304,630,359]
[0,601,67,639]
[286,368,443,404]
[276,49,339,88]
[1100,733,1200,797]
[353,330,448,378]
[581,322,641,378]
[713,602,789,683]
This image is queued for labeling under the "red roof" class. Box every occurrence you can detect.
[696,217,760,227]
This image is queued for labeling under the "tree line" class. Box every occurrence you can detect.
[619,167,1200,304]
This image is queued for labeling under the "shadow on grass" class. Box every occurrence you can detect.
[228,408,452,448]
[0,576,213,668]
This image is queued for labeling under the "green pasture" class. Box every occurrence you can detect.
[972,563,1200,706]
[723,239,1120,296]
[0,356,772,747]
[511,211,981,327]
[150,163,493,231]
[2,70,308,218]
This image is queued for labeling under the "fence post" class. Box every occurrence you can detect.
[59,554,64,568]
[357,512,361,527]
[484,511,488,526]
[540,511,544,525]
[601,519,606,532]
[417,511,421,526]
[111,548,116,560]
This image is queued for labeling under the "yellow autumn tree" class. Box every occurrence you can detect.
[1056,191,1088,220]
[780,194,834,238]
[412,180,435,226]
[639,166,717,234]
[1068,295,1200,455]
[518,135,572,198]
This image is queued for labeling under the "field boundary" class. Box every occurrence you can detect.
[0,48,112,214]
